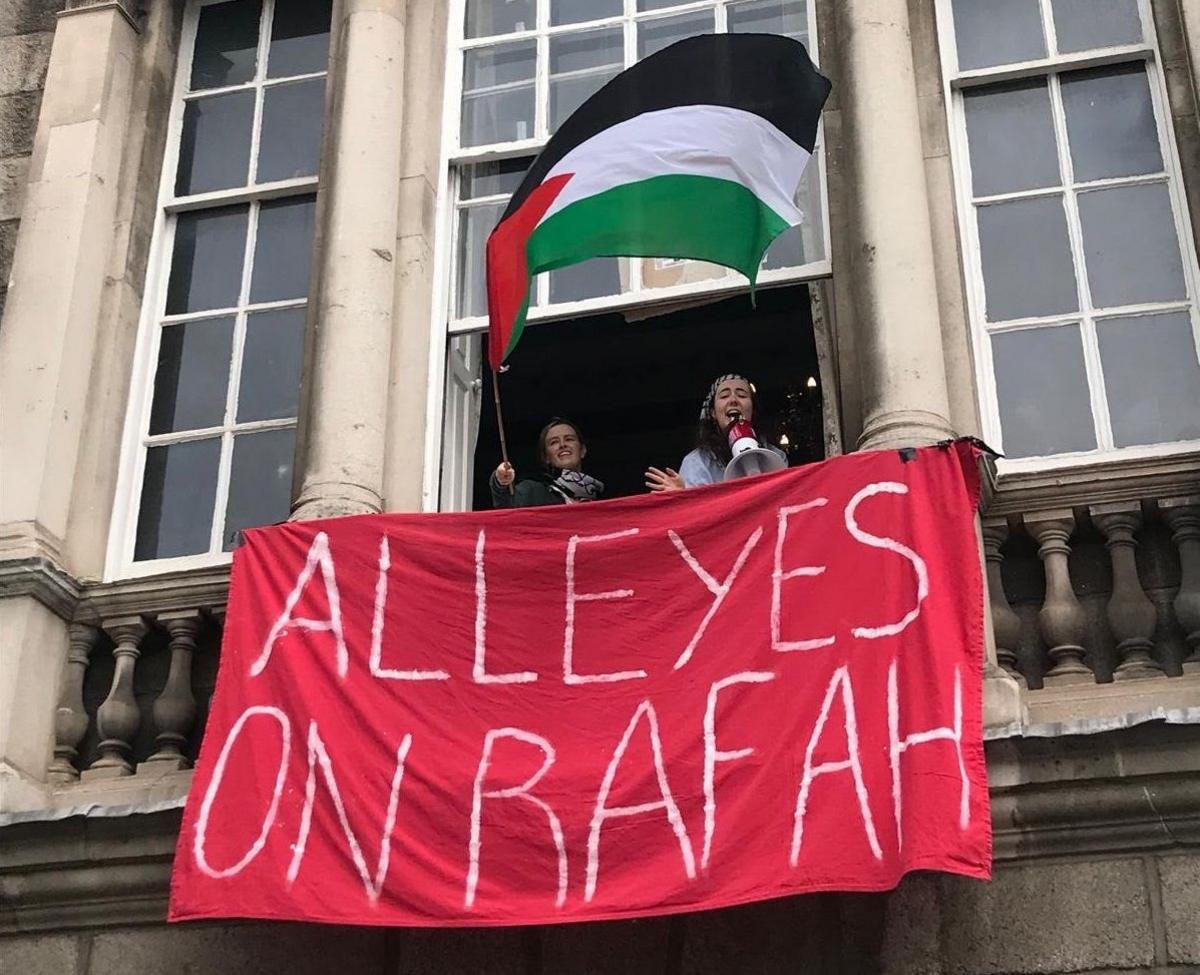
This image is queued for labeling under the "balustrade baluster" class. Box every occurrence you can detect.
[1027,515,1093,685]
[982,519,1023,683]
[1094,507,1163,681]
[48,623,98,784]
[83,616,149,779]
[143,610,200,771]
[1163,502,1200,674]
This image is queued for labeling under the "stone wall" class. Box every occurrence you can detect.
[0,0,63,324]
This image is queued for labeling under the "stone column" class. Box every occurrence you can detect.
[1093,506,1163,681]
[1027,514,1092,686]
[84,615,148,779]
[1162,500,1200,673]
[836,0,955,450]
[982,519,1023,683]
[0,0,140,811]
[143,610,200,771]
[0,1,140,560]
[48,622,98,784]
[292,0,408,520]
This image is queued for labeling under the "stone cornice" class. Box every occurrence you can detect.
[75,565,231,624]
[0,557,81,620]
[984,449,1200,518]
[1,751,1197,933]
[59,0,142,33]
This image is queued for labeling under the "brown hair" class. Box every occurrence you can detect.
[538,417,585,469]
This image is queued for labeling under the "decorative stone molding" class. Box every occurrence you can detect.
[1026,514,1092,686]
[981,519,1022,682]
[1162,500,1200,674]
[143,611,200,771]
[0,556,80,621]
[1093,506,1164,681]
[83,616,149,779]
[60,0,142,32]
[47,623,98,785]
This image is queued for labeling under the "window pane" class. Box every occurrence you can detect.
[552,0,621,25]
[992,325,1097,457]
[1078,183,1185,308]
[976,197,1078,321]
[461,157,530,199]
[191,0,261,91]
[461,42,537,146]
[465,0,535,37]
[638,0,690,10]
[258,78,325,182]
[1098,313,1200,447]
[1052,0,1141,53]
[150,317,234,435]
[176,92,254,195]
[963,80,1060,196]
[1060,64,1162,183]
[268,0,332,78]
[727,0,808,44]
[950,0,1045,70]
[223,428,295,550]
[548,258,622,303]
[637,11,714,59]
[457,202,504,317]
[550,28,623,130]
[250,196,317,303]
[237,307,306,422]
[763,148,824,268]
[135,438,220,560]
[166,206,249,315]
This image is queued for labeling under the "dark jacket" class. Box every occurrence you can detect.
[490,473,566,509]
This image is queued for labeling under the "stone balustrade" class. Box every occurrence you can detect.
[983,491,1200,694]
[45,570,227,787]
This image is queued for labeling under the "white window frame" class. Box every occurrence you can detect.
[936,0,1200,474]
[423,0,831,510]
[107,0,324,579]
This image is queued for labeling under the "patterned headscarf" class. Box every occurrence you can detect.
[699,374,754,420]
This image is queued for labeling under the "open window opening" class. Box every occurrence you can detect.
[441,284,827,511]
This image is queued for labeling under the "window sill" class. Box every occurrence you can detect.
[982,445,1200,517]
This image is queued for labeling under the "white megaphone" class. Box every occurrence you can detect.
[723,411,786,481]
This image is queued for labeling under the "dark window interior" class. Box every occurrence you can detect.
[472,284,826,509]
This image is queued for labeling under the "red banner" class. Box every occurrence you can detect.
[169,443,991,928]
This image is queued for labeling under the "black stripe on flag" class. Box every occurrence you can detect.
[502,33,831,220]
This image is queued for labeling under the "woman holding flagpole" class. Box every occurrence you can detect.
[491,417,605,508]
[646,374,788,492]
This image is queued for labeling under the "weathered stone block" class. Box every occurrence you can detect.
[881,873,943,975]
[1159,854,1200,964]
[541,917,673,974]
[0,0,63,37]
[0,156,29,221]
[87,923,386,975]
[0,933,79,975]
[0,33,53,96]
[680,895,841,974]
[391,926,530,975]
[0,90,42,158]
[938,860,1154,974]
[0,218,18,282]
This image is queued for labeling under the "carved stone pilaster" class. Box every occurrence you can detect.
[1094,508,1164,681]
[83,616,148,779]
[1027,516,1093,686]
[1163,503,1200,674]
[982,519,1023,683]
[47,623,98,784]
[142,611,200,771]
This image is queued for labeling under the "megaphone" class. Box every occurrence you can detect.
[723,412,786,481]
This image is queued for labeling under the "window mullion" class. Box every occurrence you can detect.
[1039,0,1058,58]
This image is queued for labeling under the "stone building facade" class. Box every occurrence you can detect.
[1,0,1199,972]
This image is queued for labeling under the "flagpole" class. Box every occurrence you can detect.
[491,368,515,496]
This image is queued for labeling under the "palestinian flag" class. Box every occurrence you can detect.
[485,32,831,370]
